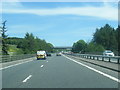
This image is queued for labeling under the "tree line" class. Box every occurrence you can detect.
[0,21,54,55]
[6,33,54,54]
[72,24,120,55]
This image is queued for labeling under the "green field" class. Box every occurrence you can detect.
[8,45,24,55]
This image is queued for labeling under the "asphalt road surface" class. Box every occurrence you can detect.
[2,54,119,88]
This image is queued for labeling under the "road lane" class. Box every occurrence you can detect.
[62,54,119,83]
[66,54,119,79]
[2,57,52,88]
[2,54,118,88]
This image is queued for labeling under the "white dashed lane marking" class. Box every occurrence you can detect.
[41,65,44,68]
[22,75,32,83]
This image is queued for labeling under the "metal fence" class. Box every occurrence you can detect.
[0,54,35,63]
[65,53,120,64]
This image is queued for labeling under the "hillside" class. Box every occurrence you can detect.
[8,45,24,55]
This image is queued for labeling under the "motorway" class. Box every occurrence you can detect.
[2,54,119,88]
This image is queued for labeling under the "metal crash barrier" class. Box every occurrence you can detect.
[0,54,35,63]
[64,53,120,64]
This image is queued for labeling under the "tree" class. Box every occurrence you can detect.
[85,42,105,54]
[72,40,86,53]
[23,33,36,54]
[93,24,117,52]
[0,21,9,55]
[16,33,54,54]
[7,37,23,45]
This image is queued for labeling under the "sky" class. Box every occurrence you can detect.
[1,1,118,46]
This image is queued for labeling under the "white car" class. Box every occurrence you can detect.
[103,50,114,56]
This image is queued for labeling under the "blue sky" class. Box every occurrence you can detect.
[1,2,118,46]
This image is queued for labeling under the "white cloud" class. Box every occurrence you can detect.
[1,2,118,21]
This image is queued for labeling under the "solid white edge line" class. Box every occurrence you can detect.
[0,60,33,70]
[22,75,32,83]
[41,65,44,68]
[62,54,120,83]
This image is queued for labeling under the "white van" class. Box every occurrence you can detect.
[36,51,46,60]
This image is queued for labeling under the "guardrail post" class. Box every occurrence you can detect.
[97,57,99,60]
[102,57,104,61]
[117,58,120,64]
[108,57,110,62]
[90,56,91,59]
[93,56,95,60]
[10,55,12,61]
[84,55,85,58]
